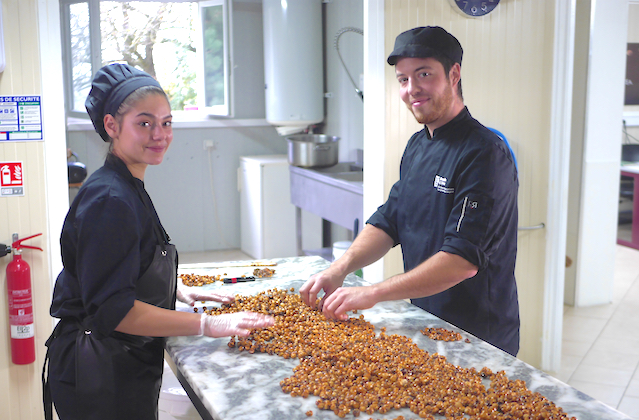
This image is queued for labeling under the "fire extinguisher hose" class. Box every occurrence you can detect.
[0,243,10,258]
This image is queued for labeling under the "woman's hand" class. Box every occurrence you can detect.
[176,288,235,306]
[199,312,275,338]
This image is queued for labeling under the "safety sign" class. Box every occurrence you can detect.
[0,96,43,141]
[1,161,24,197]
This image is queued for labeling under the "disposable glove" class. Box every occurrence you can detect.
[198,311,275,338]
[176,287,235,306]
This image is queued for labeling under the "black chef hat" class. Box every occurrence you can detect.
[85,63,163,142]
[387,26,463,66]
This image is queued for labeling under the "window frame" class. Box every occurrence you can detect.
[59,0,232,120]
[197,0,232,117]
[60,0,102,119]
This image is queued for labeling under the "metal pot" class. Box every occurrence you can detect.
[286,134,340,168]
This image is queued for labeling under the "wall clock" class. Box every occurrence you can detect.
[448,0,500,18]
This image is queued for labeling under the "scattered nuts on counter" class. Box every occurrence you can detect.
[420,327,463,342]
[200,288,576,420]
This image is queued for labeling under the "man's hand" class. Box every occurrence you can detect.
[176,288,235,306]
[299,267,346,310]
[320,286,379,320]
[300,225,394,313]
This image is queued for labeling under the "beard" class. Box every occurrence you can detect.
[407,83,455,125]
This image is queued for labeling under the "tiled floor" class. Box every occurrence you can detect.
[550,244,639,419]
[162,246,639,420]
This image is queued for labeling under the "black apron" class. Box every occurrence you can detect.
[43,189,177,420]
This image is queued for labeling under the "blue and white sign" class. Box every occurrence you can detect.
[0,96,43,141]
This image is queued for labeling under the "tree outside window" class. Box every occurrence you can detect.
[62,0,230,116]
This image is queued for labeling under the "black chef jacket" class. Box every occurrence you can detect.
[367,107,520,356]
[50,153,168,337]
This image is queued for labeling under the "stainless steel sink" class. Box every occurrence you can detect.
[290,163,363,196]
[311,162,363,174]
[326,171,363,182]
[289,162,364,255]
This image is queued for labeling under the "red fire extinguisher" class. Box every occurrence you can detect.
[2,233,42,365]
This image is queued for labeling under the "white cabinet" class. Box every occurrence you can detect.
[239,155,321,259]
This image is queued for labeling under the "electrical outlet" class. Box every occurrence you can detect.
[203,140,215,150]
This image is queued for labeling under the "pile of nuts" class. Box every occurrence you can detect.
[180,273,223,286]
[202,288,576,420]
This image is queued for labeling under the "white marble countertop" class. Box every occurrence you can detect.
[166,256,632,420]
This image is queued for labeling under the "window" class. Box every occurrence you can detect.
[199,0,230,116]
[60,0,231,118]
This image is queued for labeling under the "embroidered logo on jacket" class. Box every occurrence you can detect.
[433,175,454,194]
[457,196,479,232]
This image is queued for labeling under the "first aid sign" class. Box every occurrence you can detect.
[1,162,24,197]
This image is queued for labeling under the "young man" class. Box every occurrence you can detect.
[300,26,520,356]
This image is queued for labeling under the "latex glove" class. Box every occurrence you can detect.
[199,312,275,338]
[176,287,235,306]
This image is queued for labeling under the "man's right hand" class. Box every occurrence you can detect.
[299,225,395,310]
[299,267,346,310]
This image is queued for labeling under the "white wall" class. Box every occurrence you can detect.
[623,5,639,139]
[323,0,364,163]
[565,0,591,306]
[232,0,268,119]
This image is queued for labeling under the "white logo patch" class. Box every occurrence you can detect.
[434,175,454,194]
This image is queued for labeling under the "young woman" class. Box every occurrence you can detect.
[43,64,274,420]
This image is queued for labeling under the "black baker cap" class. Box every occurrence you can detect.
[85,63,163,142]
[387,26,463,66]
